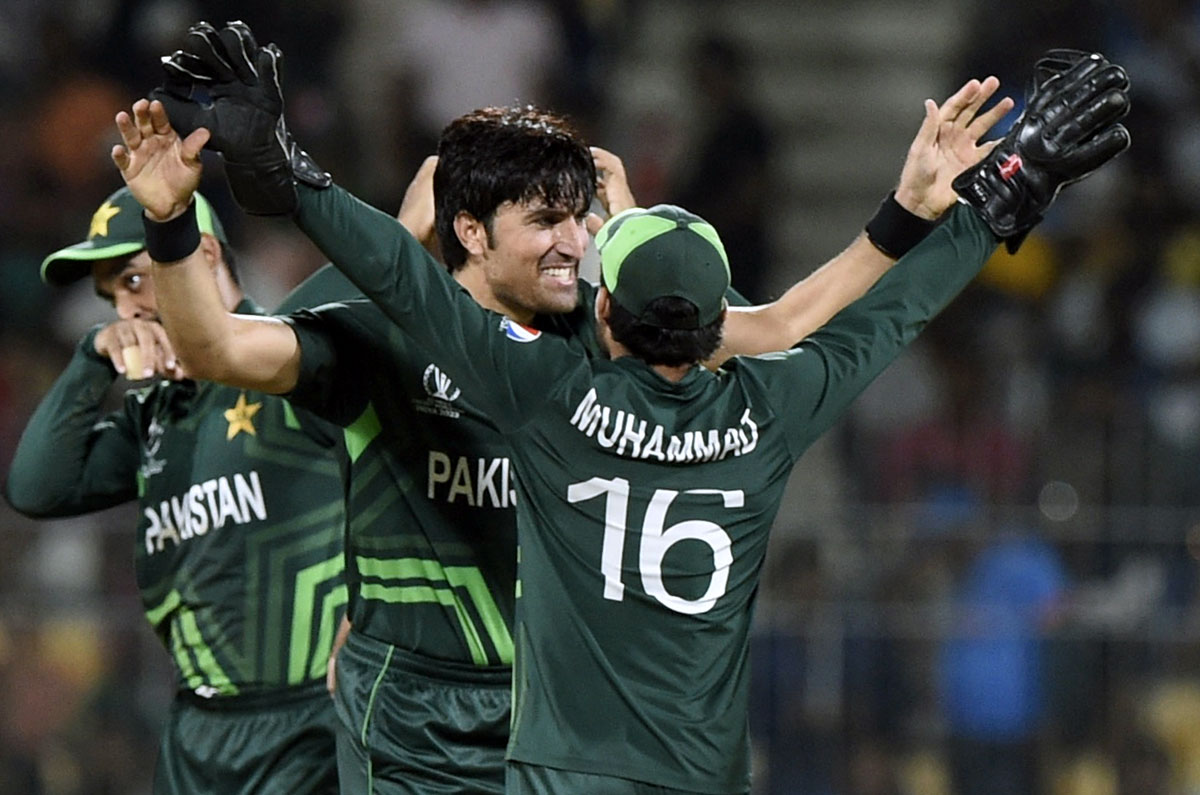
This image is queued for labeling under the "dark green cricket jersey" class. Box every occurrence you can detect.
[292,184,998,792]
[6,298,348,699]
[284,279,600,668]
[282,239,739,670]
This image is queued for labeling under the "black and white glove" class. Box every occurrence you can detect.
[952,52,1131,253]
[151,20,330,216]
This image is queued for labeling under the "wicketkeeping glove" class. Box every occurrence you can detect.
[1034,48,1092,88]
[952,52,1131,253]
[151,20,330,216]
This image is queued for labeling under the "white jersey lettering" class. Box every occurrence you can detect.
[143,471,268,554]
[427,450,515,508]
[570,392,760,464]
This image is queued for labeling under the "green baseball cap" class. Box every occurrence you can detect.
[40,186,227,286]
[595,204,730,329]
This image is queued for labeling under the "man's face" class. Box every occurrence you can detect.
[476,198,589,320]
[92,250,157,321]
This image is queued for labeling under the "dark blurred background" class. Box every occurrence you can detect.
[1,1,1199,793]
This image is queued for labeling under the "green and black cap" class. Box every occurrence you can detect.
[40,186,227,286]
[595,204,730,329]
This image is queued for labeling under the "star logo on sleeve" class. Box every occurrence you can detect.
[88,201,121,239]
[224,392,262,440]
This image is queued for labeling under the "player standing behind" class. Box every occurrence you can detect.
[115,39,1129,793]
[2,187,350,795]
[107,18,1018,794]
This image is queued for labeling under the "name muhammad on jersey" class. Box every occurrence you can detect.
[144,470,267,553]
[570,388,760,463]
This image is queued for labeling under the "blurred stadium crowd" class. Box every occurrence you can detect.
[2,1,1200,793]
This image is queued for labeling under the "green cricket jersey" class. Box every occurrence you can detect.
[291,184,998,792]
[6,298,348,699]
[283,281,600,668]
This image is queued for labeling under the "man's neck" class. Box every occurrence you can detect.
[606,337,694,383]
[650,363,694,383]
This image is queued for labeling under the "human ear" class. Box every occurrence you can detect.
[453,212,488,257]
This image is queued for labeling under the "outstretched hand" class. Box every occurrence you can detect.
[112,99,209,221]
[895,77,1015,220]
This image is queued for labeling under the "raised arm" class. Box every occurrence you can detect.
[112,98,303,393]
[710,76,1014,367]
[5,330,141,517]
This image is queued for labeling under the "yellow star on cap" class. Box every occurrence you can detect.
[224,392,262,440]
[88,201,122,239]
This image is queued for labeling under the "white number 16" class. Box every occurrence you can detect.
[567,477,742,615]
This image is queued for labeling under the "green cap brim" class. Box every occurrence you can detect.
[40,189,227,287]
[41,242,147,287]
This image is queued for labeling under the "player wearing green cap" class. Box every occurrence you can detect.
[4,185,350,795]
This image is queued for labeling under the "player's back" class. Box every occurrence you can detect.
[507,353,803,793]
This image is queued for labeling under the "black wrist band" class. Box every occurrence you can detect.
[142,200,201,263]
[864,192,939,259]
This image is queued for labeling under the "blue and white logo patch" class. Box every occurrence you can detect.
[501,318,542,343]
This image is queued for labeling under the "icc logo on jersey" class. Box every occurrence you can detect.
[415,363,462,418]
[423,363,461,402]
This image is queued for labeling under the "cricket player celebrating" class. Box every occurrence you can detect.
[106,21,1117,795]
[4,188,348,794]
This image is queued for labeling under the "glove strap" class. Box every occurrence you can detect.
[143,200,202,263]
[865,192,939,258]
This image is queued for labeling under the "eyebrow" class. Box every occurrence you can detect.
[525,206,574,222]
[93,260,138,301]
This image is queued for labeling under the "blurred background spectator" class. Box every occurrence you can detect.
[4,1,1200,792]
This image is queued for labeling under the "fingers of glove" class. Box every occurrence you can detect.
[1034,48,1092,86]
[162,51,215,86]
[257,44,284,104]
[219,21,259,83]
[184,21,237,82]
[1058,64,1130,116]
[1072,87,1131,138]
[1030,53,1110,112]
[1044,88,1131,150]
[1055,123,1132,181]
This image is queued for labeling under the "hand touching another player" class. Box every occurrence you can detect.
[588,146,636,235]
[396,154,440,255]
